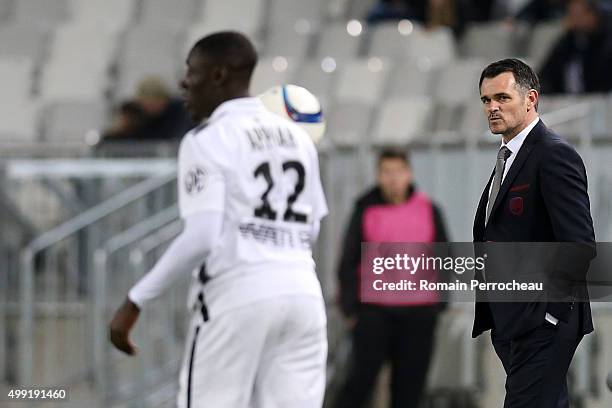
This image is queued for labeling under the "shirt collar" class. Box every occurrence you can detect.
[208,97,263,123]
[502,116,540,154]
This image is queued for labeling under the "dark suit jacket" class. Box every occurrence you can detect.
[472,119,595,340]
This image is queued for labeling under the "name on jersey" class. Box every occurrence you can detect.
[238,221,311,250]
[246,126,297,151]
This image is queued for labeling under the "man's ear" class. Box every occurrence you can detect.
[212,66,228,87]
[527,89,539,111]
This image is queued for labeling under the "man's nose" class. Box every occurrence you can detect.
[488,102,500,113]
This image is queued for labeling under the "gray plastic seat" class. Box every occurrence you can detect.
[269,0,324,22]
[292,59,340,102]
[264,21,313,58]
[0,98,39,142]
[367,21,413,59]
[40,25,117,101]
[0,57,34,100]
[334,58,393,104]
[197,0,264,35]
[116,26,184,99]
[385,60,434,98]
[140,0,198,29]
[460,22,517,59]
[326,102,373,146]
[372,97,434,144]
[431,59,484,107]
[0,0,12,22]
[41,100,107,143]
[13,0,69,29]
[250,57,298,95]
[315,22,363,60]
[69,0,137,32]
[0,24,49,66]
[406,27,456,67]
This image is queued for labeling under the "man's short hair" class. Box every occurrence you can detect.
[479,58,541,95]
[378,147,411,166]
[191,31,257,77]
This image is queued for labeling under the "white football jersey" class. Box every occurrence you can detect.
[178,97,328,316]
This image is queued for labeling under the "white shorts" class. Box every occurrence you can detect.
[177,295,327,408]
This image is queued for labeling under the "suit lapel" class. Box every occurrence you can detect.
[488,120,543,221]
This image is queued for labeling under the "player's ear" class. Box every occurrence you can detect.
[212,66,229,87]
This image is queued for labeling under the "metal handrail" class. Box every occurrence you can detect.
[92,205,179,403]
[18,171,177,387]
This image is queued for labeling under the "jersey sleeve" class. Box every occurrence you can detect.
[308,141,328,222]
[178,133,226,219]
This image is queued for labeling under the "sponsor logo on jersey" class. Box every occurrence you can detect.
[185,167,207,195]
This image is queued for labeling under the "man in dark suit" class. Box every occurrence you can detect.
[473,58,595,407]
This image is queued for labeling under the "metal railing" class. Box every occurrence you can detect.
[17,171,176,392]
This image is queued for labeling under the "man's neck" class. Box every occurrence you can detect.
[502,114,538,144]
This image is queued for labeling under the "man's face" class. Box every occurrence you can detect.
[377,158,412,200]
[180,50,220,122]
[480,72,535,139]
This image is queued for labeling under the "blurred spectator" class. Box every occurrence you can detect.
[334,148,448,408]
[514,0,568,23]
[133,76,194,139]
[366,0,427,24]
[102,101,147,139]
[367,0,466,35]
[539,0,612,93]
[428,0,466,35]
[102,76,194,141]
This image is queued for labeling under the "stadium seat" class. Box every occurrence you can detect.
[385,60,434,98]
[460,22,517,60]
[264,21,313,58]
[326,102,374,146]
[184,22,261,58]
[0,0,12,22]
[41,100,106,143]
[68,0,136,32]
[460,101,489,139]
[250,57,298,95]
[527,21,564,70]
[406,27,456,67]
[315,21,363,60]
[268,0,325,22]
[0,99,39,143]
[39,25,117,101]
[116,26,184,100]
[367,21,415,59]
[292,59,339,106]
[13,0,70,29]
[431,59,484,106]
[140,0,198,29]
[346,0,374,20]
[0,57,34,101]
[372,97,434,144]
[196,0,264,35]
[334,58,393,104]
[0,24,49,66]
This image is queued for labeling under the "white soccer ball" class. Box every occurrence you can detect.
[258,84,326,144]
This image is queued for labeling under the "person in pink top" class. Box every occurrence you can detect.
[334,147,449,408]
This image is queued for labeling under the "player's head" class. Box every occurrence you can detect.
[181,31,258,122]
[377,148,413,204]
[479,58,540,140]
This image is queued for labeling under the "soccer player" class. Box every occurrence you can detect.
[109,32,328,408]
